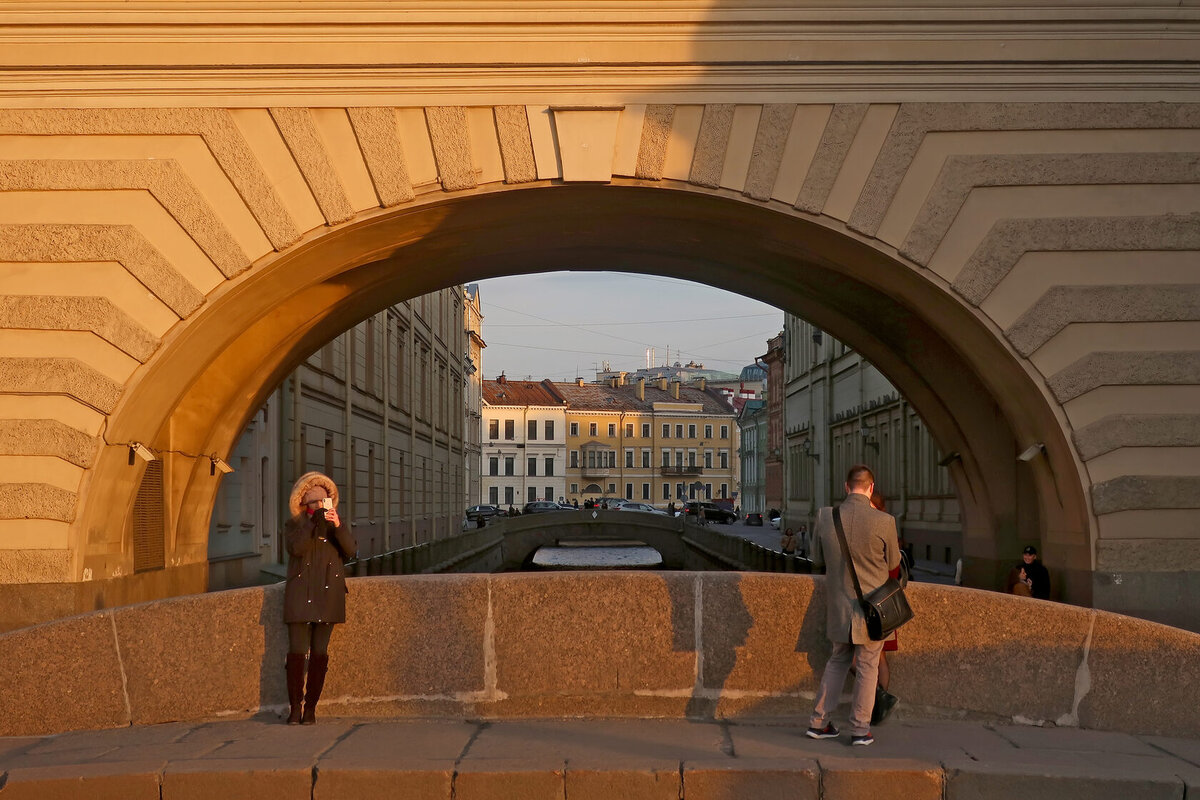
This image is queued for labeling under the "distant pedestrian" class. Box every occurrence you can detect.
[1007,546,1049,599]
[807,465,900,747]
[283,472,357,725]
[780,528,797,555]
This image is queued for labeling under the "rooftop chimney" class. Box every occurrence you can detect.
[658,377,668,391]
[497,372,507,384]
[698,377,707,391]
[671,380,680,399]
[576,377,585,386]
[637,378,645,402]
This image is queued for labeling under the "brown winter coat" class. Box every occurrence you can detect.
[282,472,357,625]
[811,493,901,644]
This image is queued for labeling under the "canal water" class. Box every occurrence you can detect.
[530,540,664,570]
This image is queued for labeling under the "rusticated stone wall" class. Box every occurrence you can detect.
[1,573,1197,740]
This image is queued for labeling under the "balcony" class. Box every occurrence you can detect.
[581,466,611,478]
[660,465,703,476]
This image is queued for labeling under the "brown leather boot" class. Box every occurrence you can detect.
[285,653,306,725]
[301,653,329,725]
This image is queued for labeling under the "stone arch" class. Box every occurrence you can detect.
[3,99,1198,629]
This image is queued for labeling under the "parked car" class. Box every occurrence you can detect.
[465,504,501,522]
[618,502,669,516]
[744,512,763,526]
[769,515,781,529]
[681,501,738,524]
[523,500,567,514]
[590,497,630,509]
[556,502,578,511]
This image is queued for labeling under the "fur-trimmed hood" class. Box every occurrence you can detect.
[288,471,339,518]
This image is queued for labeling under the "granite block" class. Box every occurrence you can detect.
[489,573,696,698]
[113,586,279,725]
[682,758,820,800]
[314,765,453,800]
[818,756,943,800]
[462,719,727,763]
[161,757,314,800]
[992,724,1161,756]
[891,585,1092,723]
[0,760,162,800]
[319,720,478,763]
[329,576,488,701]
[699,573,827,701]
[453,761,565,800]
[945,757,1185,800]
[1080,612,1200,737]
[0,611,128,736]
[564,766,681,800]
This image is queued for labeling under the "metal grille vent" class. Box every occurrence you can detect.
[132,460,165,573]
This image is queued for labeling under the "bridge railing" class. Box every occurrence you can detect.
[343,524,502,577]
[681,522,814,574]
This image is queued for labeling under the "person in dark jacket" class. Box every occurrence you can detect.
[283,471,357,725]
[1006,545,1050,600]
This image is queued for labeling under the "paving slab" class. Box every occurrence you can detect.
[727,717,1012,762]
[991,723,1163,756]
[0,759,163,800]
[682,758,820,800]
[161,756,314,800]
[319,719,479,764]
[463,719,728,763]
[177,717,352,759]
[0,736,39,763]
[20,721,196,754]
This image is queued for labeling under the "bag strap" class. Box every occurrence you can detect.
[832,506,866,603]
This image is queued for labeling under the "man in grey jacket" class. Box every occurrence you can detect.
[806,464,901,746]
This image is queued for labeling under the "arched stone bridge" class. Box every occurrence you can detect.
[1,3,1198,631]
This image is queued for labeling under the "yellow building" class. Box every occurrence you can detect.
[556,377,738,508]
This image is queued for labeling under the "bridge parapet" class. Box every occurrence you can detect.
[2,573,1196,739]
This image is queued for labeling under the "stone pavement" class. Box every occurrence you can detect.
[2,715,1198,799]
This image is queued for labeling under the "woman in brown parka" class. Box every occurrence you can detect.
[283,471,357,724]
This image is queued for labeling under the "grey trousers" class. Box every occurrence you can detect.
[810,639,885,736]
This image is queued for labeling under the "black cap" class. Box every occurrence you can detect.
[1023,545,1038,555]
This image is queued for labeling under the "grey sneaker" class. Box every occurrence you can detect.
[851,733,875,746]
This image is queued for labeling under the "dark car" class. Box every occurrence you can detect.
[682,501,738,524]
[744,512,763,526]
[465,504,501,522]
[523,501,567,514]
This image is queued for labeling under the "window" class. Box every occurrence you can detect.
[528,487,536,502]
[545,457,554,476]
[545,420,554,440]
[625,423,634,437]
[571,451,579,468]
[641,423,650,438]
[504,457,514,476]
[624,483,633,499]
[678,482,686,499]
[675,450,683,467]
[688,451,696,467]
[704,451,712,468]
[642,450,650,468]
[720,451,729,469]
[662,424,670,438]
[705,424,712,438]
[571,483,578,494]
[720,483,728,498]
[720,425,729,439]
[489,486,498,505]
[570,422,579,436]
[489,420,499,439]
[608,424,616,437]
[505,419,515,440]
[642,483,650,500]
[688,424,696,439]
[546,487,553,502]
[607,483,615,493]
[504,486,514,504]
[705,483,712,499]
[625,450,633,468]
[528,420,537,440]
[661,450,670,467]
[675,424,683,439]
[590,422,598,436]
[489,456,498,476]
[528,457,537,476]
[662,484,670,500]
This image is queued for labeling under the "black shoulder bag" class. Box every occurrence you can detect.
[832,506,915,641]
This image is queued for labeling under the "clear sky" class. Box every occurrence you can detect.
[474,271,783,382]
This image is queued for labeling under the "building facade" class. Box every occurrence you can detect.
[481,377,568,508]
[781,314,961,567]
[208,287,470,590]
[737,399,767,515]
[464,285,486,509]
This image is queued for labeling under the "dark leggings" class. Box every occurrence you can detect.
[287,622,334,656]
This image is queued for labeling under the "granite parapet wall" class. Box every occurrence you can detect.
[2,572,1196,738]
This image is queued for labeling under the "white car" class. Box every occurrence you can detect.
[769,515,781,529]
[617,502,669,515]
